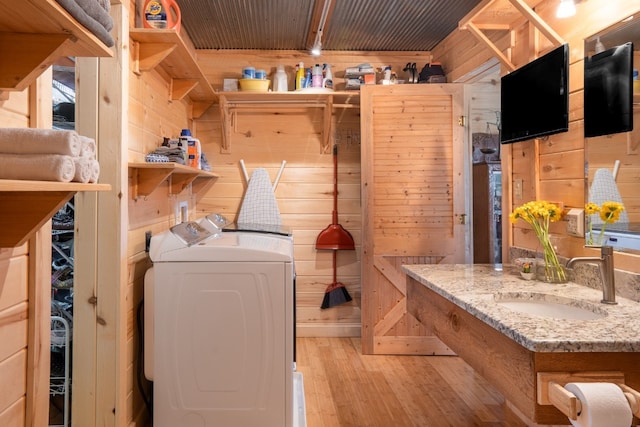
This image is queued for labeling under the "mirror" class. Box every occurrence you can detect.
[584,13,640,253]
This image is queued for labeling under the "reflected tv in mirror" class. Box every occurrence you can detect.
[584,42,634,138]
[500,43,569,144]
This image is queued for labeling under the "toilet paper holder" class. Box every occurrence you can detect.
[537,371,640,421]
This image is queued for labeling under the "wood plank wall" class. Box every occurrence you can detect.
[0,81,50,426]
[431,0,640,272]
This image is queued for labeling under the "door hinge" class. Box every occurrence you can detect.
[458,213,467,224]
[458,116,466,127]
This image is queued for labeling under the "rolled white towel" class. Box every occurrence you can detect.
[88,159,100,183]
[0,154,75,182]
[73,157,92,183]
[0,128,81,157]
[79,135,96,159]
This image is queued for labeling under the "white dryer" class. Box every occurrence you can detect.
[145,221,296,427]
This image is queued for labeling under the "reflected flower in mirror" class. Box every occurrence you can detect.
[585,201,625,245]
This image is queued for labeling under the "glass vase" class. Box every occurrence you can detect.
[536,262,568,283]
[533,234,569,283]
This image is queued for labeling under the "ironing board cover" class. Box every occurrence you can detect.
[238,168,282,225]
[589,168,629,227]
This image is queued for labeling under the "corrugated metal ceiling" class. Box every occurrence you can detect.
[179,0,485,51]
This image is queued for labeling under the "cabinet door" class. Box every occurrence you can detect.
[360,84,468,355]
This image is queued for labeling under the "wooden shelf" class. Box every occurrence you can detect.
[0,0,113,92]
[217,91,360,153]
[0,180,111,247]
[129,162,220,199]
[129,29,216,118]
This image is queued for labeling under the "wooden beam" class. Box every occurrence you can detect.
[306,0,336,50]
[507,0,565,46]
[466,22,516,71]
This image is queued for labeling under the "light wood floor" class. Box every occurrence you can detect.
[296,337,528,427]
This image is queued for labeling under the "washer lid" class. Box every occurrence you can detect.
[149,230,293,262]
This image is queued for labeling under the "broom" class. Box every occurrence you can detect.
[321,250,352,309]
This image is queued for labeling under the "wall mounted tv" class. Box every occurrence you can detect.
[584,42,634,138]
[500,43,569,144]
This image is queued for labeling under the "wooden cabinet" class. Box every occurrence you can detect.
[0,0,113,93]
[472,161,502,264]
[359,83,468,355]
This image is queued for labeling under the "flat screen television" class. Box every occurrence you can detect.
[584,42,634,138]
[500,43,569,144]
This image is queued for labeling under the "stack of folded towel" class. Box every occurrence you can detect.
[0,128,100,183]
[55,0,114,47]
[146,145,187,164]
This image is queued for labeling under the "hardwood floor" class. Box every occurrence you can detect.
[296,337,527,427]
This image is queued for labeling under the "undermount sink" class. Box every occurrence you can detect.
[494,293,607,320]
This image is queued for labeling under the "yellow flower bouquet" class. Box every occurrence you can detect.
[585,201,625,245]
[509,200,566,282]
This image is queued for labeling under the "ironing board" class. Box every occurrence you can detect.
[237,162,285,226]
[589,167,629,228]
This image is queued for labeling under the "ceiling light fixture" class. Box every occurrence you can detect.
[311,30,323,56]
[311,0,332,56]
[556,0,576,18]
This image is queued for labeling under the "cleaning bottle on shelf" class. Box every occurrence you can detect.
[295,62,305,90]
[143,0,181,33]
[273,64,288,92]
[323,64,333,90]
[312,64,323,88]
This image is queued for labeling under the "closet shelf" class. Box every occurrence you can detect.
[0,0,113,93]
[129,162,220,199]
[217,91,360,153]
[0,180,110,248]
[129,29,216,118]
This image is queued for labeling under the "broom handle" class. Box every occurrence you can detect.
[333,144,339,223]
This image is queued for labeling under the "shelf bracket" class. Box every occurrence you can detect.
[459,0,565,72]
[0,191,74,247]
[132,40,177,76]
[322,96,333,153]
[131,167,173,200]
[170,78,199,101]
[192,100,215,119]
[0,33,71,91]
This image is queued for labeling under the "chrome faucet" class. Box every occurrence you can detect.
[566,245,616,304]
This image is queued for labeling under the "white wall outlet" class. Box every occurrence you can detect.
[566,208,584,237]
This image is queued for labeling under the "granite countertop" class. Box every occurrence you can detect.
[403,263,640,353]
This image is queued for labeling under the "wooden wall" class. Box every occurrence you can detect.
[0,77,53,426]
[432,0,640,272]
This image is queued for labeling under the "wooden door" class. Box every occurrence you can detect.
[360,84,469,355]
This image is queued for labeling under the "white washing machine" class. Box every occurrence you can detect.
[145,221,303,427]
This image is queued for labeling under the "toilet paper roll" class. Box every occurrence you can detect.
[564,382,632,427]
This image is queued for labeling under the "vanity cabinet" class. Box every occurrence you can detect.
[406,274,640,425]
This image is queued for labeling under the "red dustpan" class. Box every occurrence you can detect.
[315,144,355,250]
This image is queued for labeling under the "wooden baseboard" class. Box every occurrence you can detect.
[296,323,361,337]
